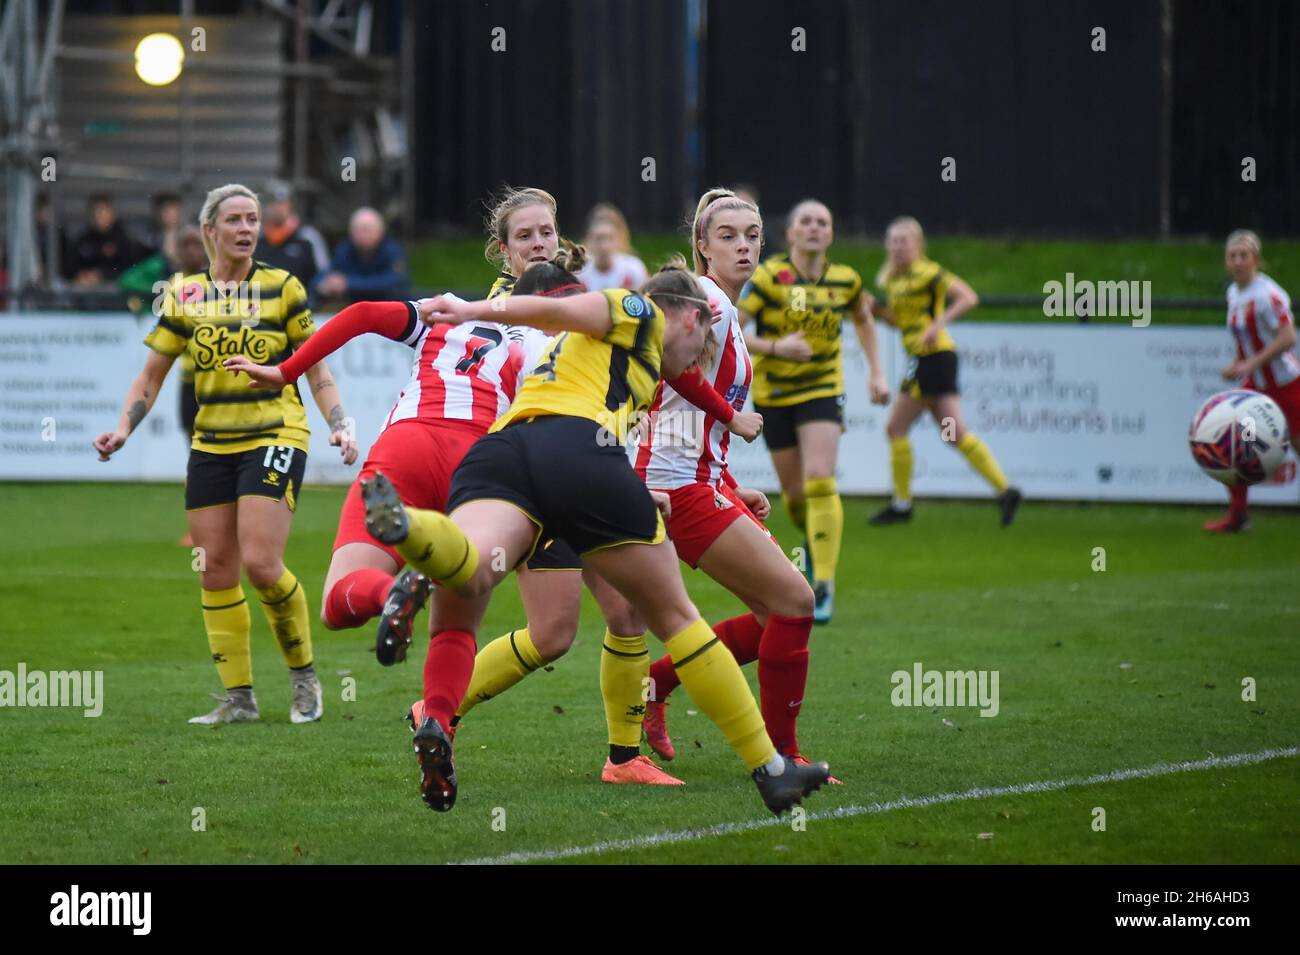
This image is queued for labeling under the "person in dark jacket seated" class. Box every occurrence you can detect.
[257,179,329,290]
[313,207,407,303]
[67,194,140,285]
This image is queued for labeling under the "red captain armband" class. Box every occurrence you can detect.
[277,300,413,380]
[667,365,735,423]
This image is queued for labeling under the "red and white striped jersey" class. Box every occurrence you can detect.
[1227,273,1299,391]
[384,299,551,433]
[635,275,753,489]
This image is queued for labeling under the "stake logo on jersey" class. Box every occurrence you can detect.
[384,299,548,433]
[739,253,864,406]
[636,275,753,489]
[144,263,315,454]
[1226,273,1298,391]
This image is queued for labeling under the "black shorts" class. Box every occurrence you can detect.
[755,395,846,452]
[524,535,583,572]
[447,415,666,562]
[185,444,307,512]
[902,350,959,399]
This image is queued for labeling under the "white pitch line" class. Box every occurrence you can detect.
[452,746,1299,866]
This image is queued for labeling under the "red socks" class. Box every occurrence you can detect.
[423,629,477,728]
[757,614,812,757]
[1229,484,1248,516]
[648,613,764,701]
[323,568,394,629]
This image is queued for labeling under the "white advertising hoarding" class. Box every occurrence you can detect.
[2,313,1295,506]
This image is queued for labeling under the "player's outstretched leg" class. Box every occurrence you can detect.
[375,569,433,666]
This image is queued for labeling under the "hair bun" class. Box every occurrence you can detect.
[553,239,588,275]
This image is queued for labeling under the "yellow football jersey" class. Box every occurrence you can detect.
[491,289,663,442]
[487,272,515,300]
[737,254,863,407]
[144,263,316,454]
[879,257,957,356]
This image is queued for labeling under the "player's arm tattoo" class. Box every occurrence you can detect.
[328,404,348,433]
[312,376,337,395]
[126,391,148,433]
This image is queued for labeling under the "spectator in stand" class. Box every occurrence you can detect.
[147,192,184,264]
[67,194,139,285]
[257,179,329,291]
[119,224,208,315]
[576,203,648,291]
[314,207,407,303]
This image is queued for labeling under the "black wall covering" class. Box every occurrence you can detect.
[1170,0,1299,236]
[411,0,1297,237]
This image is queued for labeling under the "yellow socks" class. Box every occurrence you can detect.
[666,618,775,770]
[601,629,649,748]
[890,436,913,504]
[395,506,479,590]
[255,568,313,669]
[457,628,547,718]
[783,494,807,533]
[803,476,842,585]
[201,584,253,689]
[957,433,1009,492]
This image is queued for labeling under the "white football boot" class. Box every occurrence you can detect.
[290,672,324,724]
[189,689,260,725]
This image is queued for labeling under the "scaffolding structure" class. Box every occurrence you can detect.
[0,0,414,309]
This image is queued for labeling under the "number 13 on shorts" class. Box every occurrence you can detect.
[263,445,295,473]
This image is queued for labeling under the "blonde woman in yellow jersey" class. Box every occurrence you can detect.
[93,183,358,725]
[868,216,1021,527]
[360,264,832,814]
[739,199,890,623]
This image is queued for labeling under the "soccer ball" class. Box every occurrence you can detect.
[1188,390,1290,486]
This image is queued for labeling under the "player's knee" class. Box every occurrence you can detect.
[804,466,835,484]
[775,575,815,618]
[604,604,645,638]
[530,618,576,658]
[644,600,699,643]
[243,557,284,590]
[199,565,240,591]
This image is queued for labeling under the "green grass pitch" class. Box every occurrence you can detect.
[1,481,1296,864]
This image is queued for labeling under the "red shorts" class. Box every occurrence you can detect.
[655,480,775,568]
[333,419,482,565]
[1256,376,1300,437]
